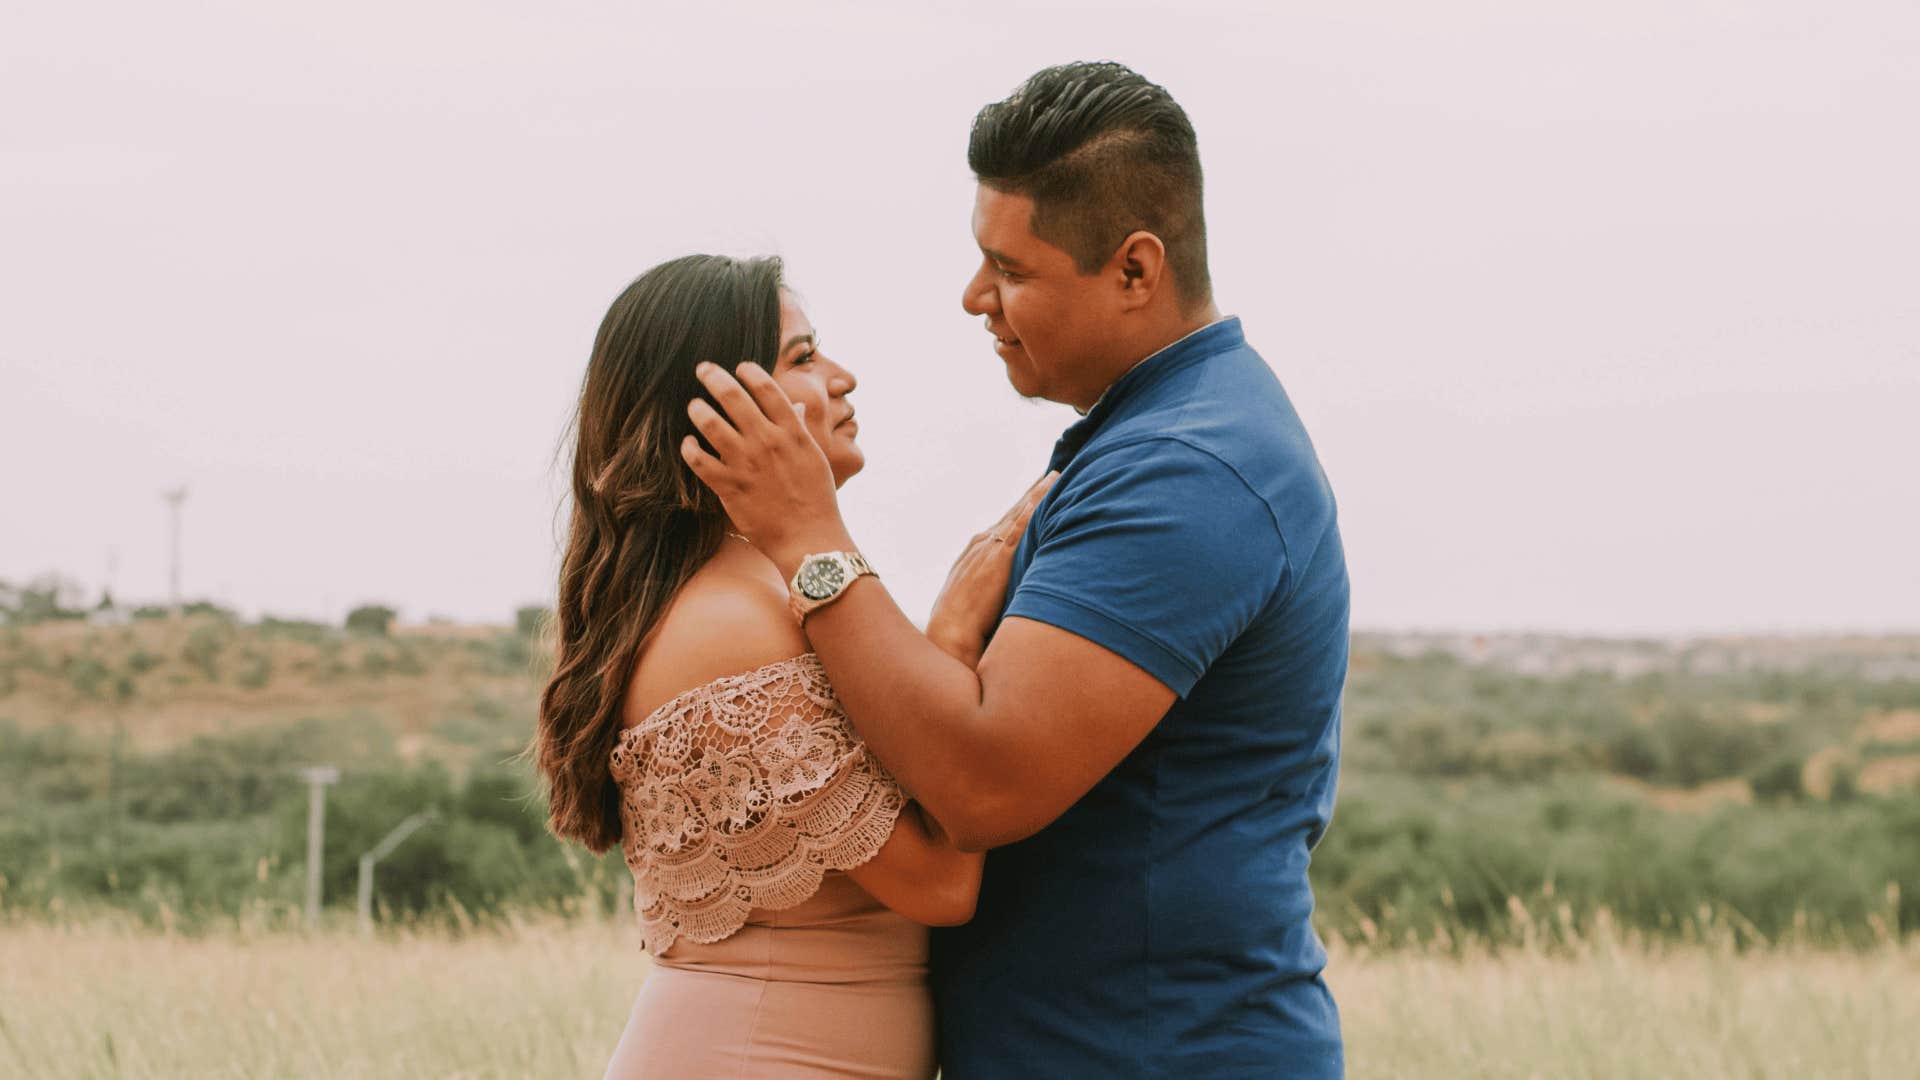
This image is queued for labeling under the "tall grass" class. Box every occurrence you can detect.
[1,913,1915,1079]
[0,912,643,1079]
[1330,938,1919,1079]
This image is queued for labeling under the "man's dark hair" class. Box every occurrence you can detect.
[969,61,1209,309]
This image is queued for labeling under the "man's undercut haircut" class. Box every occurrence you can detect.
[970,61,1211,310]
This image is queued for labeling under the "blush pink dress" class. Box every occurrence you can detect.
[601,654,935,1079]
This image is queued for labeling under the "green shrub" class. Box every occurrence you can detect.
[514,606,550,638]
[181,625,225,681]
[65,657,111,699]
[345,605,397,636]
[234,650,272,690]
[257,616,333,644]
[1309,773,1920,946]
[1749,752,1807,802]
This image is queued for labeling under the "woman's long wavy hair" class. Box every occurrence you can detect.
[534,254,785,853]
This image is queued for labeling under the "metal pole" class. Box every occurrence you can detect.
[161,487,187,617]
[107,709,124,888]
[298,765,339,927]
[357,854,376,936]
[357,809,436,937]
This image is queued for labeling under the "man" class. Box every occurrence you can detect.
[684,61,1349,1077]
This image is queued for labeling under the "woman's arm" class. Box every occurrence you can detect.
[846,803,982,926]
[627,547,997,930]
[681,363,1181,852]
[842,497,1052,925]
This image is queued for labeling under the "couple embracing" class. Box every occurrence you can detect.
[533,61,1349,1079]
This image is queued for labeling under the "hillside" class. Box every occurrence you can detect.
[0,614,544,764]
[3,615,1916,941]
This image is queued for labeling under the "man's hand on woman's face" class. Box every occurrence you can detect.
[683,362,852,574]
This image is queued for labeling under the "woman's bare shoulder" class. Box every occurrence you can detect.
[624,554,811,723]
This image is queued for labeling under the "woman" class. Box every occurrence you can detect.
[531,254,1042,1078]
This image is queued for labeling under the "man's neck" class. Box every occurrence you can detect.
[1073,303,1225,414]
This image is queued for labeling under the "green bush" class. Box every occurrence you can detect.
[6,644,1916,939]
[1749,752,1807,802]
[1310,773,1920,945]
[65,656,111,699]
[256,616,333,644]
[234,650,272,690]
[514,606,550,639]
[181,625,225,681]
[345,605,397,636]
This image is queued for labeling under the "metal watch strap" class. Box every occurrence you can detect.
[788,551,876,624]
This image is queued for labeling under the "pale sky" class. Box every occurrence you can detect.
[4,1,1917,635]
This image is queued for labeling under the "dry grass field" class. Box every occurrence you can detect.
[7,618,1917,1075]
[3,917,1915,1079]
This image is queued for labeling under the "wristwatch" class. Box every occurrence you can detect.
[788,551,876,624]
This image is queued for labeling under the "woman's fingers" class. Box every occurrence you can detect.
[1021,470,1060,515]
[1005,503,1038,539]
[989,470,1060,542]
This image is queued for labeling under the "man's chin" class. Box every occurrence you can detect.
[1001,359,1042,399]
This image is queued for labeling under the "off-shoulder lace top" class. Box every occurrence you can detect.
[609,653,906,955]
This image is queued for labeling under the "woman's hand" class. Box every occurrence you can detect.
[926,471,1059,668]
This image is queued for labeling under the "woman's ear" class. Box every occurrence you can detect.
[1113,230,1167,312]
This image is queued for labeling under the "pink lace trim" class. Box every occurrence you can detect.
[609,653,904,955]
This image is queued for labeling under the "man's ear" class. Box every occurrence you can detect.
[1112,230,1167,313]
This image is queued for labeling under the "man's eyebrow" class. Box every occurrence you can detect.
[780,331,816,354]
[982,247,1027,270]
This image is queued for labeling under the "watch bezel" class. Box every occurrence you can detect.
[796,555,848,600]
[787,551,876,624]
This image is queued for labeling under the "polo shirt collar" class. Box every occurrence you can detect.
[1047,316,1243,472]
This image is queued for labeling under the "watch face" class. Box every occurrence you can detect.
[797,558,847,600]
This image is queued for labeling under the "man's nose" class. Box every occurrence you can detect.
[961,267,996,316]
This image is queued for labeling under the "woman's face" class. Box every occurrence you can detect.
[770,289,863,487]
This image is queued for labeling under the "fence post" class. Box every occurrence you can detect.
[357,809,437,937]
[297,765,340,928]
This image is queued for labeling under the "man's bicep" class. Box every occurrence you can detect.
[1011,441,1286,690]
[971,616,1176,846]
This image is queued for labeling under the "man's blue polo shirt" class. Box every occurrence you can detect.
[930,318,1349,1078]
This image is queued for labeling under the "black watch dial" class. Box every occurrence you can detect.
[797,558,847,601]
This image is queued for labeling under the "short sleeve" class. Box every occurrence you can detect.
[1006,439,1287,697]
[608,654,905,955]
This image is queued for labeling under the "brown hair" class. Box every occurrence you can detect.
[533,254,784,853]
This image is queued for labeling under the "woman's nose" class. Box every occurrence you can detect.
[830,362,857,395]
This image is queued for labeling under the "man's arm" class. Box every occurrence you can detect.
[682,361,1271,849]
[680,362,1177,847]
[801,584,1174,851]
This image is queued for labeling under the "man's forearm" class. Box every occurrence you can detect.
[794,576,1015,842]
